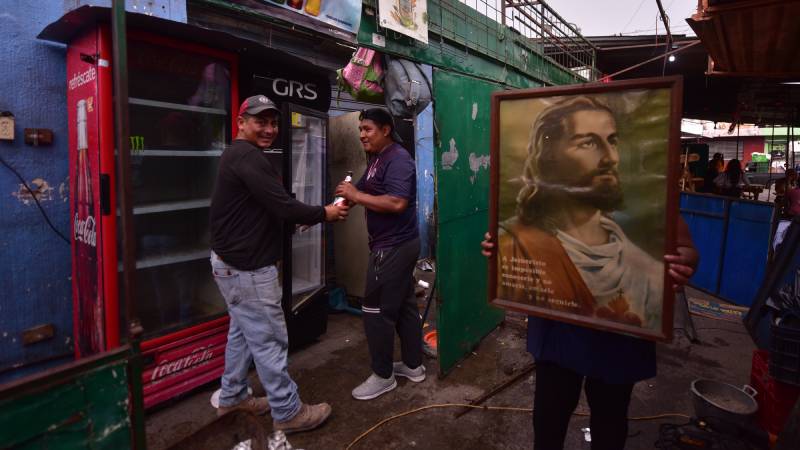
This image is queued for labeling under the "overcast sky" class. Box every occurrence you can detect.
[544,0,698,37]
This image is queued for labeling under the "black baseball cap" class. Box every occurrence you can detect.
[238,95,279,116]
[359,108,403,143]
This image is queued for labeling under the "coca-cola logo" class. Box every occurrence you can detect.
[74,212,96,247]
[150,346,214,382]
[69,67,96,91]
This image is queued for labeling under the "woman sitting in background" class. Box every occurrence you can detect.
[714,158,750,197]
[702,153,724,193]
[783,170,800,217]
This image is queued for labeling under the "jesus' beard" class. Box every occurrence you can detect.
[517,171,625,227]
[563,176,625,212]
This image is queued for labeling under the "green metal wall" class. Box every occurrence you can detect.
[434,69,506,374]
[0,352,133,449]
[358,0,583,87]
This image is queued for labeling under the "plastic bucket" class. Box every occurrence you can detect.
[423,330,437,349]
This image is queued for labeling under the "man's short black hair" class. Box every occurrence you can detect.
[359,108,393,127]
[359,108,404,143]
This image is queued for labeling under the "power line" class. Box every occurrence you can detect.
[621,0,649,34]
[621,24,691,35]
[0,154,70,244]
[666,0,678,12]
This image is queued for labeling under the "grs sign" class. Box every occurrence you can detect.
[250,72,331,112]
[272,78,318,101]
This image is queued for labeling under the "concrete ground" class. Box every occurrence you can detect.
[146,287,755,450]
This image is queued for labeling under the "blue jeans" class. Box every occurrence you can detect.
[210,251,301,422]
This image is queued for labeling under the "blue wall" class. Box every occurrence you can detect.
[0,1,72,383]
[415,64,435,259]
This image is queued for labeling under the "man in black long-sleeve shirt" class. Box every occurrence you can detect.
[209,95,347,433]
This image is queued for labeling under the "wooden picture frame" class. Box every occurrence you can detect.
[489,76,683,341]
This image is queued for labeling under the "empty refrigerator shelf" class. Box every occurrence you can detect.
[129,97,227,115]
[128,198,212,215]
[116,199,211,215]
[119,248,209,271]
[291,278,321,297]
[133,149,223,157]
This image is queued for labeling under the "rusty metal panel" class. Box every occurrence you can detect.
[434,69,504,374]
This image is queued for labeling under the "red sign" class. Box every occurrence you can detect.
[141,317,229,408]
[68,30,104,357]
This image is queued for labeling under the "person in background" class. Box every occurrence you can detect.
[783,169,800,217]
[702,153,723,192]
[714,158,750,197]
[334,107,425,401]
[703,152,724,193]
[209,95,349,433]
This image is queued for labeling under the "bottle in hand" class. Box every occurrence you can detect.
[333,171,353,205]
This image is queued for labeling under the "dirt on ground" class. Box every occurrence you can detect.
[146,287,755,450]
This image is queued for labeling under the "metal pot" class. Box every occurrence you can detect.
[690,379,758,428]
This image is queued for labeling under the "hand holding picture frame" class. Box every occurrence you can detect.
[489,76,683,341]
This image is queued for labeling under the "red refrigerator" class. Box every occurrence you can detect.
[67,24,330,408]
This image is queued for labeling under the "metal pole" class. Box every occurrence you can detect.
[111,1,144,448]
[655,0,674,43]
[656,0,673,76]
[767,119,776,202]
[599,40,700,51]
[737,122,740,161]
[787,111,795,169]
[786,120,791,173]
[601,40,703,81]
[787,107,794,173]
[111,0,136,346]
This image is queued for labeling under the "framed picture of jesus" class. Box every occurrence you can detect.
[489,76,683,341]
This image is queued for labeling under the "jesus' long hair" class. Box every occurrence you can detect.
[515,96,619,232]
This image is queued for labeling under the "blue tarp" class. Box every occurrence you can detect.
[680,193,774,306]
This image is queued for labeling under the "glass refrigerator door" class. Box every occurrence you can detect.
[123,38,231,336]
[286,106,327,311]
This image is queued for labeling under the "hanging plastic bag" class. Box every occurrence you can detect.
[336,47,385,103]
[384,55,432,118]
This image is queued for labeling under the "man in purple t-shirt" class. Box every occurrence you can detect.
[335,108,424,400]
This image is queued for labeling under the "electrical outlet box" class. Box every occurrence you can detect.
[24,128,54,146]
[0,113,14,141]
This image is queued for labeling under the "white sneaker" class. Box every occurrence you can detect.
[351,373,397,400]
[393,362,426,382]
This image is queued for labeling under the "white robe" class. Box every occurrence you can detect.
[556,217,664,329]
